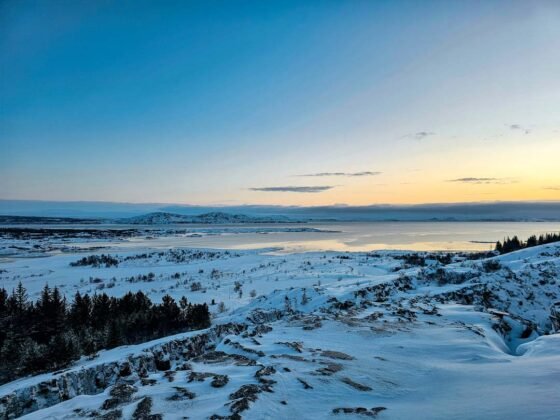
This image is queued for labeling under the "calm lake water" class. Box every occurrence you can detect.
[51,221,560,254]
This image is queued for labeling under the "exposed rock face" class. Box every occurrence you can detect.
[229,384,262,414]
[167,386,196,401]
[320,350,354,361]
[246,309,283,324]
[332,406,387,417]
[132,396,160,420]
[255,366,276,378]
[210,374,229,388]
[0,323,245,419]
[102,383,138,410]
[551,302,560,332]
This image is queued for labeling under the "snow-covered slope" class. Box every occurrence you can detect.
[1,240,560,419]
[119,212,296,225]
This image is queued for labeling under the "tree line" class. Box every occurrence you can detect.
[0,282,210,384]
[495,232,560,254]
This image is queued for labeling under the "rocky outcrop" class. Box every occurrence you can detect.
[551,302,560,332]
[0,323,245,419]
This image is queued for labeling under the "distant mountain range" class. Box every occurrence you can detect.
[0,215,102,225]
[117,212,296,224]
[2,200,560,222]
[0,212,299,225]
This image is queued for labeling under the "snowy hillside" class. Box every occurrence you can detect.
[1,237,559,418]
[118,212,297,225]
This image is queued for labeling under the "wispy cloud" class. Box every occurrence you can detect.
[448,177,514,185]
[509,124,531,134]
[298,171,381,177]
[249,186,334,193]
[544,186,560,191]
[402,131,435,140]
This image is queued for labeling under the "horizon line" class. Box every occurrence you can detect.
[2,198,560,209]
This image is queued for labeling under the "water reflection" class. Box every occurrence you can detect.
[62,221,560,254]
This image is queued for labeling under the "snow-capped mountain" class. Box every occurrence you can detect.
[118,211,296,225]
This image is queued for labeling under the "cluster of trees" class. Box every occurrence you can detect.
[70,254,119,267]
[0,283,210,384]
[496,232,560,254]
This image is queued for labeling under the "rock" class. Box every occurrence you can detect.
[551,301,560,332]
[297,378,313,389]
[154,355,171,371]
[255,366,276,378]
[97,409,123,419]
[229,384,261,401]
[101,383,137,410]
[248,324,273,337]
[192,351,230,364]
[274,354,307,362]
[209,415,242,420]
[276,341,303,353]
[340,377,372,391]
[230,398,250,414]
[176,362,192,371]
[132,396,162,420]
[230,354,256,366]
[118,363,132,377]
[246,309,283,324]
[109,383,137,401]
[211,375,229,388]
[320,350,354,360]
[229,384,261,414]
[188,371,216,382]
[167,386,196,401]
[225,340,266,357]
[163,371,176,382]
[250,337,261,345]
[257,377,276,392]
[332,407,387,417]
[140,378,157,386]
[102,398,121,410]
[315,363,343,376]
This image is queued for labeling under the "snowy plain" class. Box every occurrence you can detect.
[0,225,559,419]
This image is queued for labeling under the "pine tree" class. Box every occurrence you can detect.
[495,241,503,254]
[11,282,29,315]
[0,288,7,315]
[106,321,123,349]
[0,282,213,384]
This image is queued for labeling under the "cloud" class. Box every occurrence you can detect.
[249,186,334,193]
[544,186,560,191]
[409,131,435,140]
[415,131,435,139]
[509,124,531,134]
[298,171,381,177]
[400,131,436,141]
[448,177,514,185]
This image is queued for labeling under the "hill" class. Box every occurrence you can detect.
[0,215,101,225]
[119,211,297,224]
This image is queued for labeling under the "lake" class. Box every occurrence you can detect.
[34,221,560,254]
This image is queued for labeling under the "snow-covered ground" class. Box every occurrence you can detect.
[1,230,559,419]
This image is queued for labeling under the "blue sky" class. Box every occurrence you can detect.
[1,1,559,205]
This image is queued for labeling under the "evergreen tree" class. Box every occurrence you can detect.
[0,283,212,384]
[106,320,123,349]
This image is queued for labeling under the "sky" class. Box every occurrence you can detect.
[1,0,560,206]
